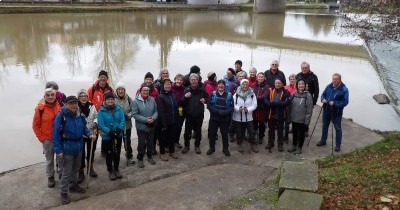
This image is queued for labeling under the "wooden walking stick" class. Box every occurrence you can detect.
[86,128,97,189]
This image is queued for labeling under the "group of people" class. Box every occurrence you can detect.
[32,60,349,205]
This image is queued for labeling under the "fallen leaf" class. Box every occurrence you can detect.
[386,194,398,199]
[380,196,392,203]
[382,207,390,210]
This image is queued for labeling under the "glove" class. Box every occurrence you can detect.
[116,128,122,136]
[109,129,116,138]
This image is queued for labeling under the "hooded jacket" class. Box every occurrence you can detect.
[172,82,185,106]
[321,82,349,117]
[296,71,319,105]
[87,80,113,111]
[290,91,313,125]
[157,90,179,127]
[223,75,236,94]
[264,69,287,87]
[115,93,134,129]
[97,103,125,141]
[132,94,158,132]
[182,85,209,118]
[251,81,269,121]
[207,90,233,122]
[204,79,217,96]
[232,88,257,122]
[32,101,61,143]
[52,107,90,155]
[264,87,290,120]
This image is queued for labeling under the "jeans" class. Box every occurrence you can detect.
[60,152,81,193]
[321,113,342,147]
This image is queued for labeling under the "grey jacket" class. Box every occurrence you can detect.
[132,94,158,132]
[290,91,313,126]
[115,94,134,129]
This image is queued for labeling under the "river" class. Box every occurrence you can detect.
[0,11,399,172]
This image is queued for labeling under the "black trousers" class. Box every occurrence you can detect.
[208,119,229,150]
[184,115,204,147]
[123,128,133,159]
[137,129,154,160]
[235,121,256,145]
[228,116,235,138]
[253,120,266,139]
[292,122,306,148]
[268,118,284,145]
[159,123,178,154]
[80,137,97,170]
[103,138,122,172]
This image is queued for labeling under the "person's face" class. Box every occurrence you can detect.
[271,63,279,70]
[237,74,245,82]
[190,77,199,87]
[105,98,115,106]
[44,91,56,104]
[98,75,108,87]
[289,77,296,85]
[250,70,257,78]
[144,78,153,86]
[257,74,265,83]
[141,89,150,98]
[241,82,249,91]
[217,83,225,92]
[274,80,283,89]
[332,75,341,87]
[164,82,172,91]
[161,71,169,79]
[175,77,183,87]
[227,70,233,78]
[235,63,241,71]
[116,88,125,97]
[301,64,310,74]
[79,93,88,103]
[66,101,78,113]
[298,81,306,92]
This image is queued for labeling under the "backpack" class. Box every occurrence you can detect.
[211,91,232,110]
[235,93,254,105]
[58,111,87,140]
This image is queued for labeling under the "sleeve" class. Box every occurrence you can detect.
[247,95,258,113]
[127,97,134,118]
[264,90,273,108]
[334,87,349,108]
[32,106,45,143]
[118,109,126,130]
[157,97,167,126]
[281,72,287,86]
[305,93,314,126]
[152,99,158,121]
[87,85,94,102]
[320,85,329,102]
[132,101,149,124]
[83,118,91,137]
[276,90,290,107]
[207,93,219,115]
[52,113,63,154]
[87,105,98,129]
[312,75,319,105]
[181,88,190,106]
[233,94,241,112]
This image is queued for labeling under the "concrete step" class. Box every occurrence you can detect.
[279,189,323,210]
[279,161,318,194]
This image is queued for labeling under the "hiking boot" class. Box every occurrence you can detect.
[175,143,183,149]
[223,149,231,157]
[137,160,145,168]
[287,146,296,153]
[316,141,327,146]
[169,153,178,159]
[109,172,117,181]
[334,146,341,152]
[182,146,190,154]
[148,158,156,165]
[251,144,259,153]
[206,148,215,155]
[237,144,244,153]
[89,168,98,178]
[77,170,85,184]
[128,158,136,165]
[265,143,274,150]
[61,193,70,205]
[114,171,123,179]
[48,176,55,188]
[195,147,202,154]
[159,154,169,161]
[258,137,264,145]
[278,144,284,152]
[69,183,86,194]
[229,136,235,142]
[294,147,302,155]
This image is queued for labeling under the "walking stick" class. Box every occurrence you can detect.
[306,105,324,147]
[331,106,334,157]
[87,128,97,189]
[122,127,128,166]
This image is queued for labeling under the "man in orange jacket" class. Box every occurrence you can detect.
[32,88,61,188]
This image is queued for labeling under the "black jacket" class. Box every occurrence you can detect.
[296,71,319,105]
[157,91,178,127]
[182,85,209,118]
[264,69,286,87]
[207,91,233,122]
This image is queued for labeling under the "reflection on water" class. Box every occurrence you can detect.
[0,11,398,172]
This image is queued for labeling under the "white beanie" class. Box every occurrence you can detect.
[240,79,249,86]
[116,81,125,90]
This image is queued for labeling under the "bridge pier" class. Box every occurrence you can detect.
[254,0,286,13]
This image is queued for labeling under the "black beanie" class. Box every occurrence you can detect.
[235,60,242,66]
[98,70,108,78]
[208,73,216,81]
[104,92,115,100]
[144,72,154,80]
[190,65,200,74]
[227,68,235,75]
[217,79,226,86]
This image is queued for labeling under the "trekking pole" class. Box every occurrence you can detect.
[306,105,324,147]
[330,106,334,157]
[87,128,97,189]
[123,126,128,166]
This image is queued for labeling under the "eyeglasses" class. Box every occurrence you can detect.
[271,64,278,66]
[79,95,88,98]
[45,93,55,97]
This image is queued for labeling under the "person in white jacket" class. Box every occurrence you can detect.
[232,79,258,153]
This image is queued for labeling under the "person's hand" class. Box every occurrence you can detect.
[244,107,248,113]
[147,117,154,124]
[57,153,63,159]
[239,107,244,112]
[322,99,327,104]
[329,101,334,106]
[185,92,191,98]
[90,135,96,141]
[199,98,205,104]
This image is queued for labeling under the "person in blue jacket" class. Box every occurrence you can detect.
[97,92,126,181]
[53,96,95,205]
[316,73,349,152]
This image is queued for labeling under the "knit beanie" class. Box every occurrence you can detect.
[217,79,226,86]
[207,72,216,81]
[104,92,115,100]
[190,65,200,74]
[98,70,108,78]
[115,81,125,90]
[77,89,87,97]
[227,68,235,75]
[240,79,249,86]
[144,72,154,80]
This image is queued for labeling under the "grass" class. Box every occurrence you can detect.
[317,132,400,209]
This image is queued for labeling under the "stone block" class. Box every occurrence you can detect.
[279,161,318,193]
[279,189,323,210]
